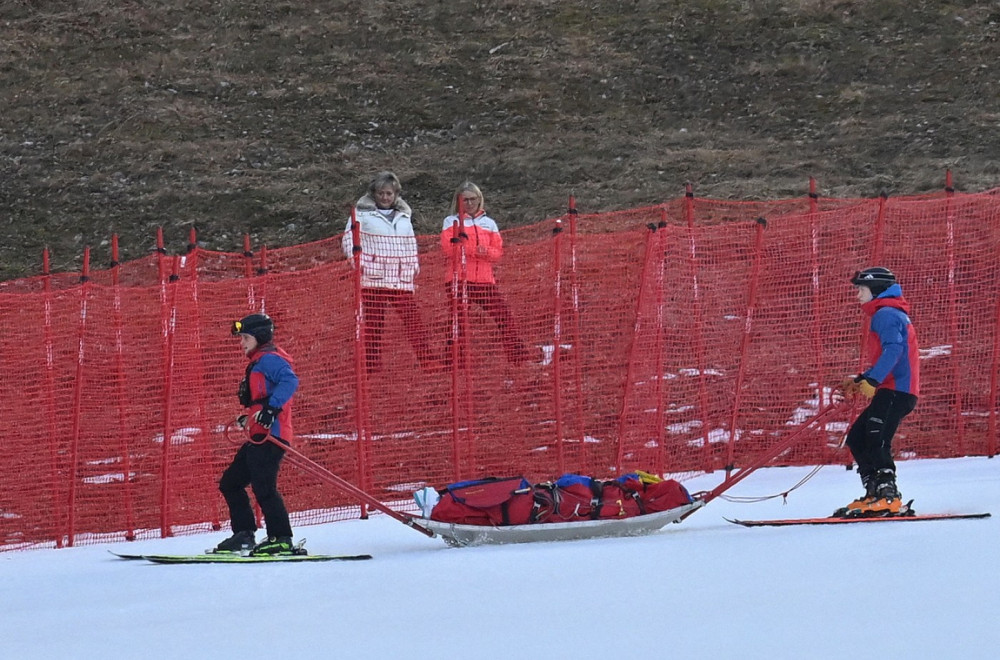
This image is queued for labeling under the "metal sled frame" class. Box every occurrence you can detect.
[420,501,705,547]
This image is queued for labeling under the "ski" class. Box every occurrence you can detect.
[726,512,990,527]
[142,553,370,564]
[109,552,148,560]
[110,550,371,564]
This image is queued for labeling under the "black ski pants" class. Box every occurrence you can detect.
[845,388,918,482]
[219,439,293,539]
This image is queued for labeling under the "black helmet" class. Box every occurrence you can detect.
[851,267,896,296]
[231,313,274,345]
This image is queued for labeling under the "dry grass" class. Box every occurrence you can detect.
[1,0,998,278]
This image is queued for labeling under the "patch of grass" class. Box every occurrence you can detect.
[1,0,998,278]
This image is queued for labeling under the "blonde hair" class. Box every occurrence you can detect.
[452,181,484,214]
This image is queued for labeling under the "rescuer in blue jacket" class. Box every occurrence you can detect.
[213,313,300,555]
[838,267,920,517]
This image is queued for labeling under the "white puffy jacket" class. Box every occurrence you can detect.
[342,195,420,291]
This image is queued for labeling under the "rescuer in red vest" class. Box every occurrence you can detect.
[214,313,300,555]
[837,267,920,517]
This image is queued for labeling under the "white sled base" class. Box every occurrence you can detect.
[422,501,704,547]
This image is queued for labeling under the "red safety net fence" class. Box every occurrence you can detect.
[3,182,1000,550]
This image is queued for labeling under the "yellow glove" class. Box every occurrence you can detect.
[857,376,878,399]
[840,375,878,398]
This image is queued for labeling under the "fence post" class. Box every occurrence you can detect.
[447,198,473,480]
[614,223,660,474]
[67,247,92,546]
[724,218,767,476]
[989,294,1000,457]
[110,236,136,541]
[241,234,258,313]
[652,208,669,476]
[871,191,888,263]
[256,244,269,314]
[684,184,712,471]
[41,248,63,548]
[566,197,588,459]
[158,252,180,538]
[943,172,966,453]
[349,207,372,517]
[807,178,827,410]
[551,214,566,475]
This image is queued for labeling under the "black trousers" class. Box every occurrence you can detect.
[219,439,293,539]
[845,389,918,482]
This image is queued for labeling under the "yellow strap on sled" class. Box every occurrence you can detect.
[635,470,662,484]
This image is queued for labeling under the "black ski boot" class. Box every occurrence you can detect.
[865,469,906,516]
[212,530,256,554]
[251,536,296,556]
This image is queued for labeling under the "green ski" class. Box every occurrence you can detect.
[111,550,371,564]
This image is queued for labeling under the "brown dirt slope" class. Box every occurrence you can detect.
[1,1,998,278]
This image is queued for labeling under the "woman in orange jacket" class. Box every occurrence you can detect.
[440,182,531,365]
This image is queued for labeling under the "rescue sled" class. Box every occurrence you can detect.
[412,471,699,547]
[419,500,705,547]
[411,402,849,547]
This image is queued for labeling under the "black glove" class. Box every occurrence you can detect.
[253,405,281,429]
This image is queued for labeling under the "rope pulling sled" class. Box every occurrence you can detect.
[226,401,886,547]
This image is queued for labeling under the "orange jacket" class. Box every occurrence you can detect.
[440,212,503,284]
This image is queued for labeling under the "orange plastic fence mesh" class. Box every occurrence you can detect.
[2,191,999,550]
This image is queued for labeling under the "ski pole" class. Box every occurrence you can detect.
[225,422,436,538]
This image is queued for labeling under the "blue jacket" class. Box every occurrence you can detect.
[861,283,920,396]
[245,345,299,440]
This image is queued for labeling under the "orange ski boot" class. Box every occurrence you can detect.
[832,478,877,517]
[854,471,904,517]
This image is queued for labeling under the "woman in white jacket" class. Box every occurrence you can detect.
[342,172,432,373]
